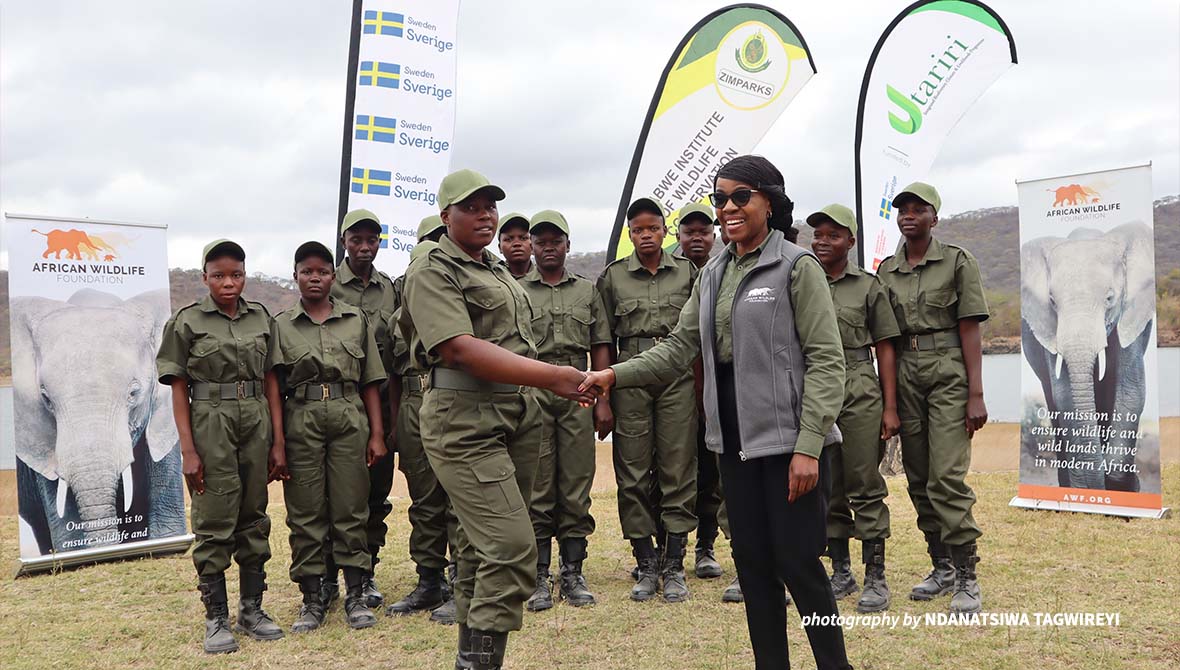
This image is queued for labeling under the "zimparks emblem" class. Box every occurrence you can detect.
[736,32,771,73]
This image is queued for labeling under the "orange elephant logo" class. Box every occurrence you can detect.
[32,229,125,261]
[1046,183,1100,208]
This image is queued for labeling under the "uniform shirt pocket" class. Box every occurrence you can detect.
[567,304,594,346]
[837,306,869,348]
[662,291,690,327]
[340,339,365,382]
[188,337,225,381]
[922,287,959,330]
[614,298,643,336]
[464,286,509,338]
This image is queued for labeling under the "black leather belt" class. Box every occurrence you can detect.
[292,382,357,401]
[190,380,262,400]
[844,347,873,363]
[429,368,522,394]
[903,330,961,352]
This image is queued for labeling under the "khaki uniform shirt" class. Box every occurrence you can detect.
[828,263,901,348]
[401,235,537,364]
[876,238,990,334]
[157,296,273,384]
[268,298,386,390]
[519,268,612,364]
[596,249,697,360]
[331,260,397,362]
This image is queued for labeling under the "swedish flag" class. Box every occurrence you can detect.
[356,115,396,143]
[879,197,892,220]
[379,224,390,249]
[363,10,404,37]
[352,168,392,196]
[359,61,400,89]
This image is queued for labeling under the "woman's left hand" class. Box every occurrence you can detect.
[787,453,819,503]
[367,435,388,467]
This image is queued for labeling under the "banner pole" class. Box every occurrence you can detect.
[335,0,364,265]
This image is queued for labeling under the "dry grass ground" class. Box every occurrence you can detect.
[1,464,1178,670]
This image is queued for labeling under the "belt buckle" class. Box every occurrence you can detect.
[236,381,246,399]
[320,383,331,401]
[652,336,665,345]
[910,335,919,351]
[418,373,430,391]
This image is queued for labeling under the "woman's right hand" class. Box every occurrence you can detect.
[579,368,616,396]
[268,439,289,482]
[181,449,205,495]
[549,366,599,406]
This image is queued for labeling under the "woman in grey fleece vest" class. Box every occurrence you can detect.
[582,156,852,670]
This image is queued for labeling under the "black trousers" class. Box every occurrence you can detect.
[716,363,851,670]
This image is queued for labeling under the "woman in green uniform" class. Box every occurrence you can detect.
[582,156,852,670]
[267,241,387,633]
[875,183,989,614]
[156,239,284,654]
[400,169,596,669]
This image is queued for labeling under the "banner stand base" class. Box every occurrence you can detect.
[1009,497,1171,520]
[12,534,194,579]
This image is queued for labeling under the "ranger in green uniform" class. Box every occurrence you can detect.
[498,212,533,278]
[157,240,284,654]
[324,208,398,609]
[876,182,989,615]
[597,195,699,603]
[385,216,460,621]
[269,241,388,633]
[401,169,595,669]
[518,209,613,612]
[808,204,901,614]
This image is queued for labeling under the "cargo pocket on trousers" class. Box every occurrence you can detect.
[471,452,523,515]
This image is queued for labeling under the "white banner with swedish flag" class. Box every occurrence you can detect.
[607,4,817,261]
[339,0,460,276]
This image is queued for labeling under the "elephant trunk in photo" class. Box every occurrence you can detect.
[52,404,134,544]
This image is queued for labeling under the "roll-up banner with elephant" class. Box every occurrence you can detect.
[5,213,193,576]
[1013,164,1168,519]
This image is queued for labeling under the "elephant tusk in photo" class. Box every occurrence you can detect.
[1055,353,1064,379]
[56,480,69,519]
[122,466,134,513]
[1097,349,1107,382]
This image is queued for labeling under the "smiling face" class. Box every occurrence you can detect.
[531,226,569,272]
[498,221,532,265]
[443,189,500,255]
[895,196,938,242]
[810,220,855,267]
[714,177,771,249]
[202,256,246,309]
[676,216,715,265]
[342,222,381,267]
[294,255,335,301]
[627,212,666,256]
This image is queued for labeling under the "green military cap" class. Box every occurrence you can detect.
[340,208,382,235]
[626,195,665,221]
[498,212,530,236]
[892,182,941,214]
[201,239,245,268]
[806,204,858,237]
[410,240,438,262]
[529,209,569,236]
[417,214,445,241]
[675,202,715,227]
[437,168,506,211]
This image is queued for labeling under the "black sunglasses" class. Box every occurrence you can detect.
[708,188,761,208]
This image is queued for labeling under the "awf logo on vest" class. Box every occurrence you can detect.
[885,35,972,135]
[744,286,776,304]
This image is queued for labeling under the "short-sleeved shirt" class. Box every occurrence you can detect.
[876,237,989,335]
[827,263,902,349]
[157,296,273,385]
[331,260,398,362]
[268,298,386,390]
[519,268,612,362]
[401,234,537,366]
[596,249,698,350]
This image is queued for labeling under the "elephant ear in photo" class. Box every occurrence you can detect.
[1108,221,1156,349]
[10,296,70,480]
[1020,236,1063,354]
[122,289,179,462]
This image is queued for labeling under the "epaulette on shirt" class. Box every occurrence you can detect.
[245,300,272,318]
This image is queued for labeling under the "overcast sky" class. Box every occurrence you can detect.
[2,1,1177,276]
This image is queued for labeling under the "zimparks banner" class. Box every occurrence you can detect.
[607,4,816,260]
[338,0,460,276]
[855,0,1015,271]
[5,214,192,574]
[1013,165,1167,519]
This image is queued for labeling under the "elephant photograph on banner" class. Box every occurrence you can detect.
[1019,221,1162,494]
[12,288,187,557]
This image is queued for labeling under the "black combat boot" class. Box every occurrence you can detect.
[198,573,239,654]
[343,566,378,629]
[910,532,955,601]
[948,542,983,614]
[721,575,743,603]
[630,537,660,602]
[559,537,596,607]
[291,576,326,634]
[452,623,472,670]
[235,569,284,641]
[320,569,341,609]
[857,539,891,613]
[660,533,690,603]
[455,628,509,670]
[387,565,447,616]
[431,562,458,625]
[695,513,722,578]
[526,539,554,612]
[364,550,384,609]
[827,538,859,599]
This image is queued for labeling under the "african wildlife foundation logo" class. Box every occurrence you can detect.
[32,228,129,262]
